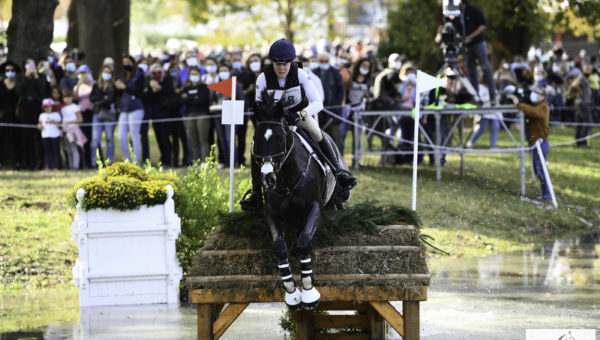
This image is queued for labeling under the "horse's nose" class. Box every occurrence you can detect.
[261,172,276,191]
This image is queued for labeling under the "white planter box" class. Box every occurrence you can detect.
[72,185,182,306]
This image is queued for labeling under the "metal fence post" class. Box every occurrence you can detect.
[435,112,442,181]
[519,110,526,197]
[354,110,360,170]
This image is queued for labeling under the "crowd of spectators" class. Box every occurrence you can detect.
[0,39,597,170]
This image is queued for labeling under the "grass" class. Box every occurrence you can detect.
[0,125,598,332]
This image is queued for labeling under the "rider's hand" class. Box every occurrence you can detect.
[283,111,301,125]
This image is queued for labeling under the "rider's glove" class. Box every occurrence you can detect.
[283,110,301,125]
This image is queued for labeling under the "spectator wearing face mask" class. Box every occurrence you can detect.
[299,56,325,102]
[17,57,47,170]
[59,57,78,92]
[508,88,551,201]
[209,63,244,167]
[341,57,372,163]
[243,53,263,111]
[396,66,423,163]
[137,58,152,162]
[89,65,117,167]
[0,61,21,167]
[494,59,516,90]
[115,55,145,163]
[164,61,188,166]
[73,64,95,168]
[143,63,176,167]
[312,52,346,150]
[181,67,211,162]
[47,51,64,85]
[571,64,594,148]
[374,53,402,99]
[180,50,205,84]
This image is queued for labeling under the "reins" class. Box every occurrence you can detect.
[253,121,295,173]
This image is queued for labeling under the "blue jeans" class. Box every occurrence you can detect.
[470,118,499,147]
[42,137,60,169]
[466,41,496,98]
[91,113,116,166]
[118,109,144,162]
[532,139,550,199]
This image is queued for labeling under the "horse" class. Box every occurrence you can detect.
[251,91,351,310]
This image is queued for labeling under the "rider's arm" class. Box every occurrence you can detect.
[255,73,266,102]
[298,68,323,116]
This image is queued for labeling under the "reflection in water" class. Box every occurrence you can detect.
[418,233,600,340]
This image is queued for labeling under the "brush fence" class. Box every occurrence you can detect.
[71,185,182,306]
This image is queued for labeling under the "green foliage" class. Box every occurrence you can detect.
[69,162,180,211]
[175,150,251,274]
[379,0,442,69]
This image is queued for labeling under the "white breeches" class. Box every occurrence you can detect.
[297,115,323,142]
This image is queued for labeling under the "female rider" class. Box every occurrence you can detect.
[240,38,357,211]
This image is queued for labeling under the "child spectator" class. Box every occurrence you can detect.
[61,90,87,169]
[38,98,62,171]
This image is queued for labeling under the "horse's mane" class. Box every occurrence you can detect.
[254,90,295,122]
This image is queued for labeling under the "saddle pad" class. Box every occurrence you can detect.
[293,130,336,205]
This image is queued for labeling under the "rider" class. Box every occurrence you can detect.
[240,38,357,211]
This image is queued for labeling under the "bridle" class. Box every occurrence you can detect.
[253,120,295,173]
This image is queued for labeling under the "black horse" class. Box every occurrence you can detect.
[251,91,351,310]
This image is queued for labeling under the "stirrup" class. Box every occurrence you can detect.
[240,189,262,211]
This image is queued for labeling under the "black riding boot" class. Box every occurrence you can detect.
[240,158,263,211]
[318,139,357,190]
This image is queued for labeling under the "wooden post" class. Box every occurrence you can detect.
[403,301,420,340]
[368,305,386,340]
[292,310,315,340]
[198,303,215,340]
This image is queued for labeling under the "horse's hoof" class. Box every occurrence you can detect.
[285,288,302,310]
[301,286,320,310]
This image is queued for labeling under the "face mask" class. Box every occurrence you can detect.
[65,62,76,72]
[310,62,319,70]
[101,73,112,81]
[219,71,230,80]
[169,70,179,77]
[552,66,561,73]
[206,65,217,74]
[503,63,510,69]
[320,64,330,71]
[232,61,242,70]
[250,61,261,72]
[152,73,162,81]
[187,57,198,67]
[47,56,54,64]
[359,67,369,75]
[406,73,416,83]
[392,61,402,70]
[190,75,200,83]
[123,64,133,72]
[535,75,544,82]
[5,71,15,78]
[529,92,538,103]
[138,64,148,73]
[569,61,575,68]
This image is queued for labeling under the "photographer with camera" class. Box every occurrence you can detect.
[508,88,551,201]
[460,0,496,104]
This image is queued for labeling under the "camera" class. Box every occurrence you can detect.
[439,0,463,66]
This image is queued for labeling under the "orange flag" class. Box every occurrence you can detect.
[207,78,232,98]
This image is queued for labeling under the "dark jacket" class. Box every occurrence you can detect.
[143,76,176,118]
[313,66,345,122]
[119,68,145,112]
[90,83,116,112]
[181,83,211,115]
[16,75,47,123]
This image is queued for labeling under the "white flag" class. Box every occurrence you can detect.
[417,70,446,94]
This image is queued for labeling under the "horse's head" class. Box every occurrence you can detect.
[252,91,294,192]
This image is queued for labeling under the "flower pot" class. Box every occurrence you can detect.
[72,185,182,306]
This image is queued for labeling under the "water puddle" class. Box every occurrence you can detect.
[1,234,598,339]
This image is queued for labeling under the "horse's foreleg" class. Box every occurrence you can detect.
[296,202,322,309]
[267,214,301,309]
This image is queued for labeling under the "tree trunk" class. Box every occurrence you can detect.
[67,0,130,76]
[7,0,59,66]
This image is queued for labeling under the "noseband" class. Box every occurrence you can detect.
[253,121,295,173]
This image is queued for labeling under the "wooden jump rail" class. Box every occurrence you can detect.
[188,284,427,340]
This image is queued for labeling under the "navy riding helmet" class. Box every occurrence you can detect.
[269,39,296,62]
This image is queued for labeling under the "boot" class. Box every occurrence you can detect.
[318,139,357,190]
[240,159,263,211]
